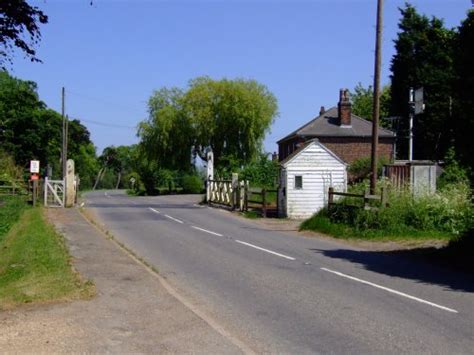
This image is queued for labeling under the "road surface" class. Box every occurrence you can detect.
[84,190,474,353]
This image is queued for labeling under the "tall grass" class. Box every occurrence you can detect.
[301,181,473,240]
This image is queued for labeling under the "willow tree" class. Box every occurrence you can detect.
[138,77,278,171]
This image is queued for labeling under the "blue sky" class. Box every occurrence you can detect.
[10,0,472,155]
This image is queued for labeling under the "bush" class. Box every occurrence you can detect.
[181,175,203,194]
[303,180,473,238]
[348,156,389,183]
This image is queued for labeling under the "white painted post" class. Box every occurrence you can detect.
[65,159,75,207]
[206,151,214,203]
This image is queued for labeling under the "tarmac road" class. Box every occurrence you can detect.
[85,190,474,354]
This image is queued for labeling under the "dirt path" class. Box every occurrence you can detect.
[0,208,243,353]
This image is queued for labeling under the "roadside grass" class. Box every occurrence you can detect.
[300,213,453,241]
[0,195,28,241]
[0,200,94,310]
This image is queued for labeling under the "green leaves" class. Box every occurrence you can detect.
[138,77,278,172]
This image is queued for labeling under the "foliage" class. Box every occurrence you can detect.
[453,10,474,172]
[138,77,278,171]
[348,156,389,183]
[0,71,98,187]
[0,207,92,309]
[350,83,391,127]
[0,195,27,240]
[437,147,470,190]
[240,153,279,188]
[0,150,24,182]
[390,4,456,161]
[302,181,473,239]
[181,174,204,194]
[0,1,48,69]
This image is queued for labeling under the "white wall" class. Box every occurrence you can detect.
[283,143,346,219]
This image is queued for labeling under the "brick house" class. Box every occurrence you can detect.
[277,89,396,165]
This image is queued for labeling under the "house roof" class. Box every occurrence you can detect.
[279,138,347,167]
[277,106,396,144]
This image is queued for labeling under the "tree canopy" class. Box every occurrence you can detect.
[0,71,98,187]
[0,1,48,69]
[138,77,278,172]
[390,4,456,161]
[350,83,391,127]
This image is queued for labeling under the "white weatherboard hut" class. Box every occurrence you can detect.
[278,139,347,219]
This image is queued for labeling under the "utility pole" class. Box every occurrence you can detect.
[370,0,383,195]
[61,87,66,180]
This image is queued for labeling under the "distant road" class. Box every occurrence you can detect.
[85,190,474,353]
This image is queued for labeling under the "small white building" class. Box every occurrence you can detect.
[278,139,347,219]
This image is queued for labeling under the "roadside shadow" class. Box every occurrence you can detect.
[311,246,474,293]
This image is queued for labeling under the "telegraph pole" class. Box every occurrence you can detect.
[408,88,414,161]
[370,0,384,194]
[62,87,66,180]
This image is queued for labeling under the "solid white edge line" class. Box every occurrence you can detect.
[191,226,223,237]
[149,207,160,214]
[165,214,184,224]
[235,240,295,261]
[320,267,458,314]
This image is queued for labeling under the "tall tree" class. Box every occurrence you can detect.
[453,10,474,171]
[351,83,391,126]
[390,4,455,160]
[138,77,278,171]
[0,1,48,69]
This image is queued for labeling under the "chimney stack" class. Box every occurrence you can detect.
[319,106,325,116]
[338,88,351,127]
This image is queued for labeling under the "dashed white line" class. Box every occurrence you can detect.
[235,240,296,261]
[191,226,223,237]
[165,214,184,224]
[320,267,458,313]
[149,207,161,214]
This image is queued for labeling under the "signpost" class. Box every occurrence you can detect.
[29,160,40,206]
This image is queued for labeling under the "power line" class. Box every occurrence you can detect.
[66,89,146,116]
[70,116,138,130]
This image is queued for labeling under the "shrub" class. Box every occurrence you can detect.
[348,156,389,183]
[181,174,203,194]
[305,180,473,238]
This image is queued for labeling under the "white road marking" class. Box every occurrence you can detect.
[191,226,223,237]
[165,214,184,224]
[149,207,161,214]
[235,240,296,261]
[193,204,205,208]
[320,267,458,313]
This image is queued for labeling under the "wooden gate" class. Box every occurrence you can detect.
[44,177,65,207]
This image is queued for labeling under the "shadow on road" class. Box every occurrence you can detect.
[310,246,474,293]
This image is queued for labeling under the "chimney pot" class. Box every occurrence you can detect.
[319,106,325,116]
[338,88,352,126]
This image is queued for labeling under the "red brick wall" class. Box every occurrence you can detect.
[278,137,394,164]
[319,137,394,164]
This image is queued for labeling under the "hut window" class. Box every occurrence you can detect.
[295,175,303,189]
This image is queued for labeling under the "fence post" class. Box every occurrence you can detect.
[381,187,387,208]
[231,173,238,210]
[44,177,48,207]
[32,180,38,207]
[262,188,267,218]
[328,187,334,207]
[244,181,249,212]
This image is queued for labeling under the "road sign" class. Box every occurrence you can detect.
[30,160,40,173]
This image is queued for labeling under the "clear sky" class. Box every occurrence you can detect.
[10,0,472,155]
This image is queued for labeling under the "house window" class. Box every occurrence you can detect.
[295,175,303,189]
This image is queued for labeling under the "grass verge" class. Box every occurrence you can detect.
[0,202,94,310]
[300,213,453,241]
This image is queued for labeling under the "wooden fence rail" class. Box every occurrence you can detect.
[328,187,387,210]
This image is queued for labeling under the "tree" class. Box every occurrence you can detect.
[453,10,474,172]
[138,77,278,171]
[390,4,456,160]
[350,83,391,127]
[0,1,48,69]
[0,71,98,185]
